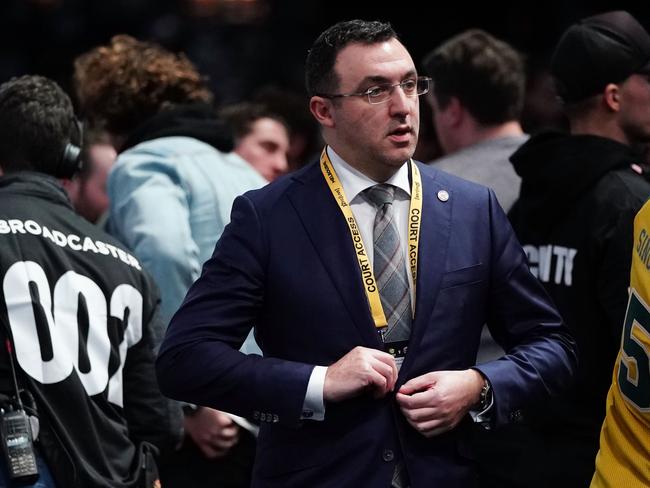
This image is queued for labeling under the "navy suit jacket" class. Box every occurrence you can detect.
[157,160,577,487]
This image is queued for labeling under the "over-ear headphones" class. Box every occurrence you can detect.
[56,117,84,179]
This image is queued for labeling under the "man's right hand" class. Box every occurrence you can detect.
[184,407,240,459]
[323,346,398,403]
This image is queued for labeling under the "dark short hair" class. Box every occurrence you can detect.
[422,29,525,125]
[74,34,213,136]
[219,102,288,140]
[305,19,397,96]
[0,75,81,175]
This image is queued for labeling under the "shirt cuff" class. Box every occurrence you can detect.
[469,383,494,429]
[301,366,327,421]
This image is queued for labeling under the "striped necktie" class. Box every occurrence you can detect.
[363,184,412,343]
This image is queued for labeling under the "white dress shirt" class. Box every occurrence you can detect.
[301,147,414,420]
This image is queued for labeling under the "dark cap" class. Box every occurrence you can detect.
[551,11,650,103]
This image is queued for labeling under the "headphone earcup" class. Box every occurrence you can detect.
[58,143,82,178]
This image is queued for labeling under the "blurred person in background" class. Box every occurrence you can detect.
[220,102,290,181]
[74,34,264,488]
[62,129,117,225]
[0,74,180,488]
[253,86,323,171]
[422,29,526,214]
[508,11,650,487]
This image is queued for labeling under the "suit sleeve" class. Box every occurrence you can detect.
[156,194,314,427]
[474,189,578,427]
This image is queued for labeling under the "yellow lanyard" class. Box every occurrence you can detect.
[319,147,423,330]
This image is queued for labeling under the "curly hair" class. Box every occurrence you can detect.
[74,35,213,136]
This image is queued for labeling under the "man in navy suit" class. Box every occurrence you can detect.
[157,19,577,487]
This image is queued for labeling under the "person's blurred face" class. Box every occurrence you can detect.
[234,117,289,181]
[75,143,116,223]
[618,74,650,145]
[326,38,420,180]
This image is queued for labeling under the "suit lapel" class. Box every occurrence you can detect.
[400,165,452,375]
[287,165,382,347]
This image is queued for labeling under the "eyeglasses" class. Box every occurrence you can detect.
[317,76,431,105]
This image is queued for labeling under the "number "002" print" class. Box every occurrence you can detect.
[2,261,143,407]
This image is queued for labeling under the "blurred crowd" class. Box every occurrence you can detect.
[0,3,649,488]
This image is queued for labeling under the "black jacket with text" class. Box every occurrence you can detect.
[507,132,650,484]
[0,172,181,487]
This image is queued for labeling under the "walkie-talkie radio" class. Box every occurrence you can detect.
[0,407,38,481]
[0,339,39,482]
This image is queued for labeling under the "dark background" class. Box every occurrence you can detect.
[2,1,649,99]
[1,0,649,158]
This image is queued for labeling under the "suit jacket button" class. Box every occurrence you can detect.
[510,409,523,423]
[253,411,260,420]
[382,449,394,462]
[272,414,279,423]
[260,413,266,422]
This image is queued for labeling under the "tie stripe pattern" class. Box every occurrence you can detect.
[362,184,412,343]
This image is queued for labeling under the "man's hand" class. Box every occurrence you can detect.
[184,407,240,459]
[396,369,484,437]
[324,346,398,403]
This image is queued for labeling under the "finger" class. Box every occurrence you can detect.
[212,433,240,450]
[399,373,436,395]
[396,388,437,409]
[216,425,239,440]
[399,406,439,424]
[420,423,453,438]
[365,368,390,398]
[369,357,397,393]
[373,352,399,385]
[407,416,447,436]
[214,413,236,427]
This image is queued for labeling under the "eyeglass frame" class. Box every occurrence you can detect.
[315,76,431,105]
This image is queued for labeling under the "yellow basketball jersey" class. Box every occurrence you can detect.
[591,200,650,487]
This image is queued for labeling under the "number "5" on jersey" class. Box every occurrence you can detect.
[619,289,650,411]
[2,261,143,407]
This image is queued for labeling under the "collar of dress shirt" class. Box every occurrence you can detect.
[326,147,411,203]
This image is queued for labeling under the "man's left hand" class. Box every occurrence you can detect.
[395,369,484,437]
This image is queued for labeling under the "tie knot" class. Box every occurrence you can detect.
[363,184,396,208]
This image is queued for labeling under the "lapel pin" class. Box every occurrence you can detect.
[437,190,449,202]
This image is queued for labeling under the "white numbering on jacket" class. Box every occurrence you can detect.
[2,261,143,407]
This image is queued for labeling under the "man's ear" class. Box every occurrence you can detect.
[444,97,464,127]
[309,96,335,128]
[603,83,621,112]
[433,95,463,129]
